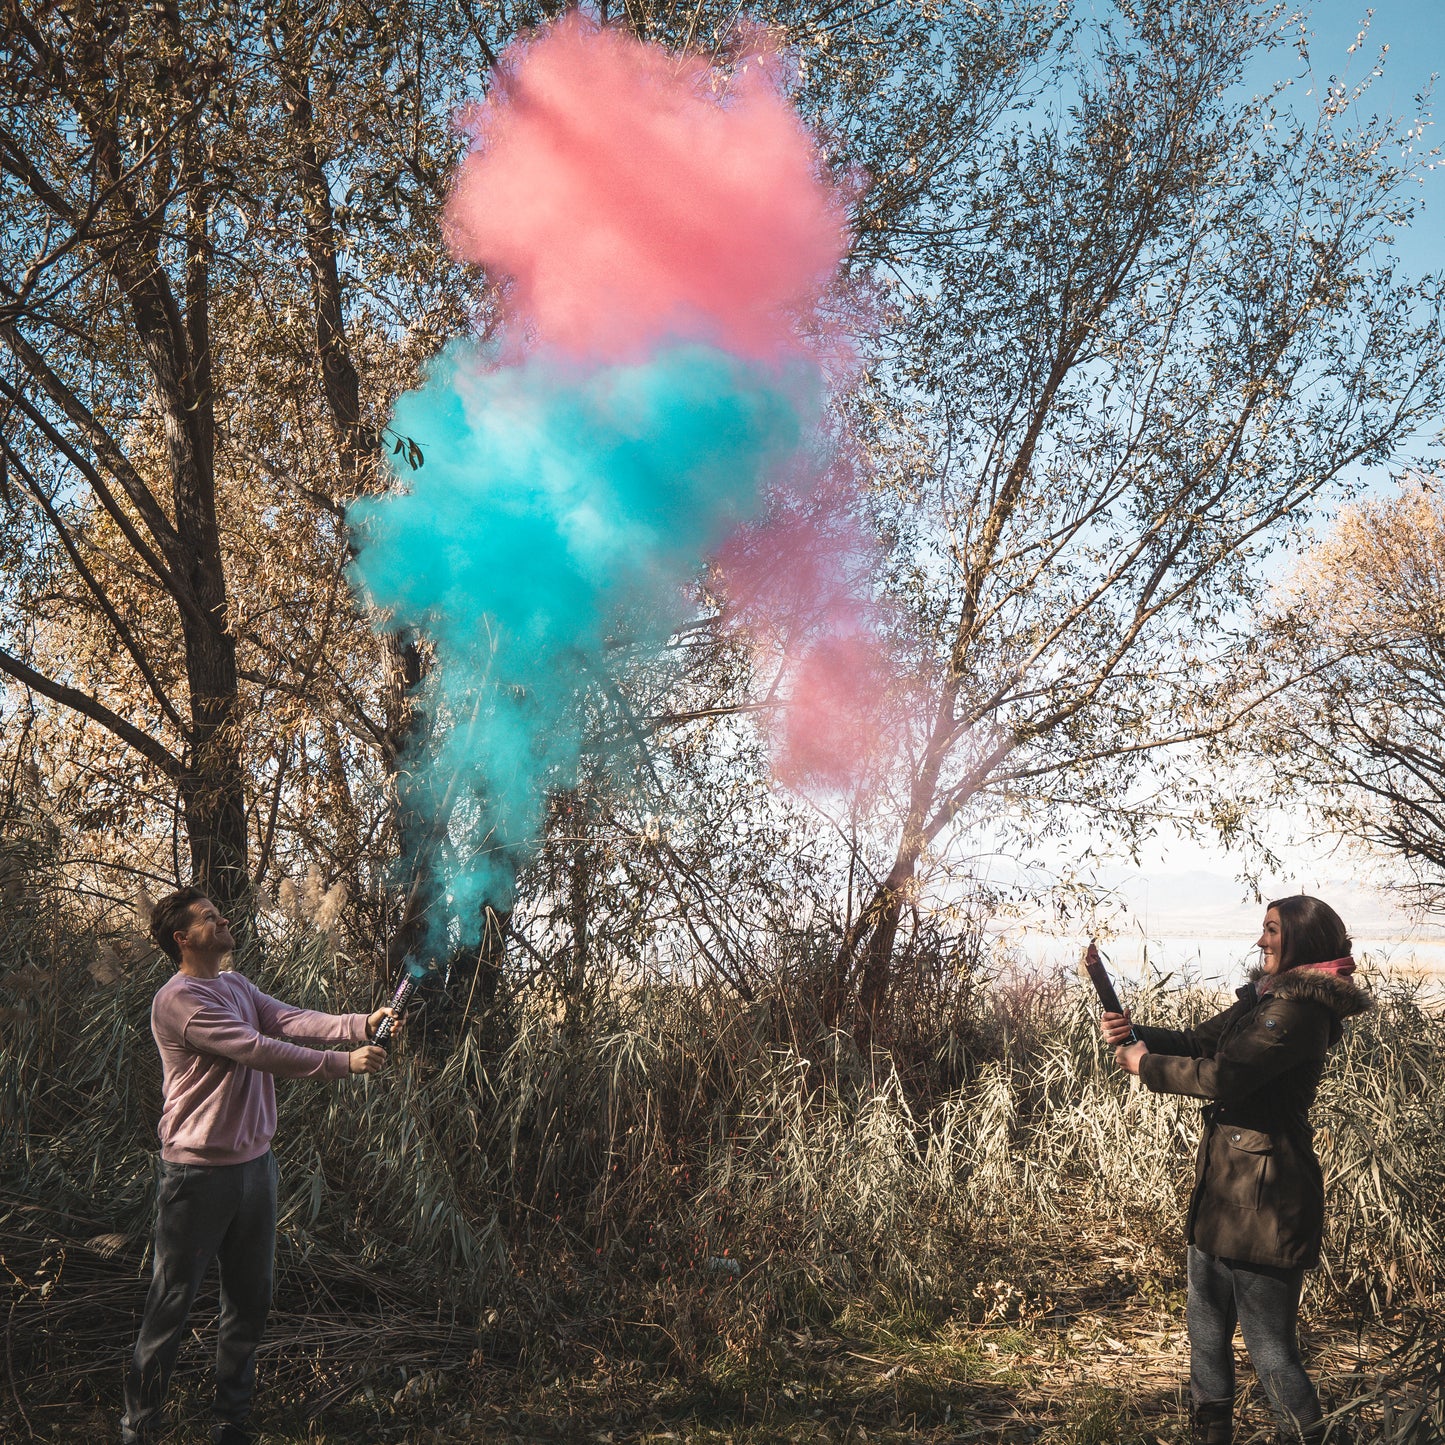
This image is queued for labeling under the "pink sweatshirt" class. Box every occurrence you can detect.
[151,970,367,1165]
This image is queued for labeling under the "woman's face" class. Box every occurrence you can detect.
[1256,907,1284,975]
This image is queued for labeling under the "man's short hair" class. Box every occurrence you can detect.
[150,886,211,963]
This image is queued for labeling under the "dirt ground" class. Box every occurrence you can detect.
[14,1276,1425,1444]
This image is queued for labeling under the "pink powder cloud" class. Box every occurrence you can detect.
[445,14,850,363]
[774,631,891,791]
[714,460,893,793]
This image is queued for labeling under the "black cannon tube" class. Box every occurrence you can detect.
[1083,941,1137,1044]
[373,958,427,1047]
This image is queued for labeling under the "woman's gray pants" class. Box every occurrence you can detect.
[120,1151,278,1441]
[1188,1244,1323,1441]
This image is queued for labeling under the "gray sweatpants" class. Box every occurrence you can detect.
[1188,1244,1323,1440]
[121,1151,278,1440]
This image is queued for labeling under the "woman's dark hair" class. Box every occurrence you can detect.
[149,886,210,964]
[1267,894,1352,972]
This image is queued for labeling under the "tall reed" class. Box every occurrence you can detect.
[3,913,1441,1428]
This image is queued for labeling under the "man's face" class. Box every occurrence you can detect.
[177,898,235,959]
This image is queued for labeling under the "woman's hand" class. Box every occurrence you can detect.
[1113,1039,1149,1075]
[1102,1009,1149,1072]
[1100,1009,1135,1046]
[348,1045,388,1075]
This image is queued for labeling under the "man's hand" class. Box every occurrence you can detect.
[1113,1039,1149,1075]
[348,1045,388,1075]
[1100,1009,1135,1046]
[366,1006,400,1041]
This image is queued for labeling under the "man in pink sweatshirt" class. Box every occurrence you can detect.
[120,887,395,1445]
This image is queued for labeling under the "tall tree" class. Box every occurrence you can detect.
[0,0,488,924]
[825,0,1445,1026]
[1,0,252,912]
[1251,481,1445,912]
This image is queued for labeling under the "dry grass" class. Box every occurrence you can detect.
[2,904,1442,1442]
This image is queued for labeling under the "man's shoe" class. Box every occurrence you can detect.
[212,1424,255,1445]
[1191,1398,1233,1445]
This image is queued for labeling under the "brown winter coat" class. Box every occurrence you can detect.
[1135,967,1371,1269]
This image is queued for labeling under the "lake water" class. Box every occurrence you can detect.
[992,928,1445,999]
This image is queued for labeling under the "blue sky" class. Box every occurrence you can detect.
[1252,0,1443,285]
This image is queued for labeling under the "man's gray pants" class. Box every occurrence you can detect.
[121,1151,278,1440]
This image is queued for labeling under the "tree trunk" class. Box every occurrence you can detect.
[278,34,435,973]
[831,684,955,1030]
[855,863,912,1030]
[179,736,250,924]
[115,164,251,922]
[382,629,433,975]
[832,293,1109,1028]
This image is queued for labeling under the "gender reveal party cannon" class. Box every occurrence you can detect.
[1082,940,1137,1044]
[374,956,431,1046]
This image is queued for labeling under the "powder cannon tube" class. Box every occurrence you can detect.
[373,958,428,1047]
[1082,941,1137,1044]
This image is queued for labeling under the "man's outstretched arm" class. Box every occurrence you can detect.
[181,1002,385,1077]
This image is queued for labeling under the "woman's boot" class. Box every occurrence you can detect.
[1191,1398,1233,1445]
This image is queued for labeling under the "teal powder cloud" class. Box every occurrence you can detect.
[348,340,818,949]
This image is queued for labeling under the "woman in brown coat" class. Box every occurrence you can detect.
[1102,895,1370,1444]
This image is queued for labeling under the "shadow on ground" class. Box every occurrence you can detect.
[3,1221,1429,1444]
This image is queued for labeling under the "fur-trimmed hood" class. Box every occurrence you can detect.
[1248,965,1372,1019]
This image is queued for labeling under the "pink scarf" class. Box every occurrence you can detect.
[1257,955,1356,995]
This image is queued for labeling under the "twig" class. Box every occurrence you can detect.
[5,1296,33,1440]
